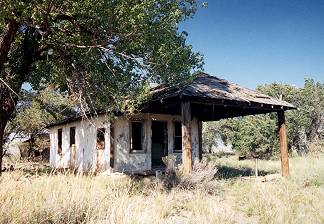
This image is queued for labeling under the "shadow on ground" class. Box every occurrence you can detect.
[216,165,276,179]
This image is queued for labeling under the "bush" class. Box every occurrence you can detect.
[162,156,219,194]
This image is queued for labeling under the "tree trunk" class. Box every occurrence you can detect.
[0,117,9,176]
[0,19,19,175]
[28,134,35,158]
[0,24,40,175]
[0,19,19,69]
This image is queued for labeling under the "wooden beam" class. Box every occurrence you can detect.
[181,101,192,173]
[198,120,203,160]
[278,110,289,177]
[110,123,115,168]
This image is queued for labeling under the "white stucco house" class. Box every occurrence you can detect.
[48,113,200,173]
[47,73,295,174]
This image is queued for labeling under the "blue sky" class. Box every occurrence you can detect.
[180,0,324,88]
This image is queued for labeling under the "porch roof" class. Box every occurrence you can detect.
[140,73,296,121]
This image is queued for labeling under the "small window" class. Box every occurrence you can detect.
[70,127,76,147]
[174,122,182,153]
[130,121,144,152]
[97,128,105,150]
[58,128,62,154]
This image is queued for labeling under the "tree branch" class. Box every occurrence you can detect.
[0,19,19,70]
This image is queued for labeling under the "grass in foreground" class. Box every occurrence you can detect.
[0,153,323,224]
[219,154,324,224]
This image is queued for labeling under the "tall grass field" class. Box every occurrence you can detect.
[1,153,323,224]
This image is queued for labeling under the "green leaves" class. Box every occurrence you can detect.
[11,87,74,137]
[203,79,324,157]
[1,0,203,115]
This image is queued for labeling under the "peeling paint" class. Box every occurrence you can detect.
[49,114,200,173]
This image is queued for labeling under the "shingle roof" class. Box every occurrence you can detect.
[147,73,295,109]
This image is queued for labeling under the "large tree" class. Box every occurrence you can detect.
[0,0,203,174]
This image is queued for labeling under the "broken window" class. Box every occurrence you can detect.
[70,127,76,147]
[174,122,182,152]
[110,124,115,168]
[97,128,105,150]
[58,128,62,154]
[130,121,144,152]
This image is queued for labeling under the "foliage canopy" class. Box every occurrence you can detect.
[0,0,203,173]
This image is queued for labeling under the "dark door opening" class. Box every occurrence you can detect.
[151,121,168,167]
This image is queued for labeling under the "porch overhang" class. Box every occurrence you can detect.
[139,73,295,176]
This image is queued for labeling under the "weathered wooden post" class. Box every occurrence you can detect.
[198,121,203,160]
[278,110,289,177]
[181,101,193,173]
[110,124,115,168]
[255,158,259,177]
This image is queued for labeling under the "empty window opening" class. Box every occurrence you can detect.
[174,122,182,152]
[130,121,144,152]
[110,124,115,168]
[97,128,105,150]
[58,128,62,154]
[70,127,76,147]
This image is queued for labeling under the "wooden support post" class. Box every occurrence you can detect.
[278,110,289,177]
[255,158,259,177]
[181,101,193,174]
[198,121,203,160]
[110,123,115,168]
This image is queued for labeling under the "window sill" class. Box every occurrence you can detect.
[130,150,146,154]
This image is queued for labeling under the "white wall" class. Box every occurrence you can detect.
[49,116,110,172]
[49,113,201,173]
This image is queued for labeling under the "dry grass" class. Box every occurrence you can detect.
[217,153,324,224]
[0,171,237,224]
[1,152,323,224]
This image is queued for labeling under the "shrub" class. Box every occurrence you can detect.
[162,156,219,194]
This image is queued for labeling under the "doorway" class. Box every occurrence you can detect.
[151,121,168,167]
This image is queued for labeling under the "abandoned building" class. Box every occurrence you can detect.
[47,73,295,176]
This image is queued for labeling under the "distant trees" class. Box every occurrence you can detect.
[203,79,324,157]
[3,87,74,157]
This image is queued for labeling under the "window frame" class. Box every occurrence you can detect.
[57,128,63,155]
[129,120,145,153]
[69,127,76,147]
[96,128,105,150]
[173,121,182,153]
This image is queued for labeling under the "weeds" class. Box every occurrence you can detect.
[162,156,219,194]
[0,153,323,223]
